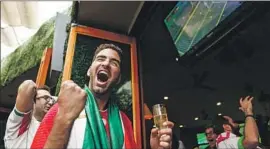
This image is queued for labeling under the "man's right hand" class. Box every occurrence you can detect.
[18,80,37,101]
[57,80,87,121]
[239,96,254,116]
[16,80,37,112]
[223,116,239,128]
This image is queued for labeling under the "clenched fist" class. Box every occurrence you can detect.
[16,80,37,112]
[57,80,87,121]
[18,80,37,101]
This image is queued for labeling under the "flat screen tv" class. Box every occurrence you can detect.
[164,1,242,57]
[196,132,208,145]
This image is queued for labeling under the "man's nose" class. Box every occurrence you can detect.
[101,59,110,67]
[48,99,54,105]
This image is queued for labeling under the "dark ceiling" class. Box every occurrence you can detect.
[131,2,270,129]
[76,1,144,34]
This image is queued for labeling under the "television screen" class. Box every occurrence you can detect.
[196,133,208,144]
[164,1,242,56]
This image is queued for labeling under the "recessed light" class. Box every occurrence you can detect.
[176,58,179,61]
[179,125,184,128]
[217,102,222,106]
[164,96,169,100]
[218,113,222,116]
[194,117,199,121]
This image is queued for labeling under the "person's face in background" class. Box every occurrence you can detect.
[222,123,233,132]
[34,89,55,118]
[205,127,217,148]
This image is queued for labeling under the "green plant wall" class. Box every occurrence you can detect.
[1,18,55,87]
[0,3,74,88]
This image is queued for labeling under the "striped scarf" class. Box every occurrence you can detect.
[83,86,124,148]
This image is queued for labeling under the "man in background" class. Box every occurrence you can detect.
[4,80,55,148]
[205,124,218,149]
[214,96,259,149]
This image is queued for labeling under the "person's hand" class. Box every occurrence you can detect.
[57,80,87,121]
[18,80,37,101]
[223,116,239,128]
[150,121,174,149]
[239,96,254,116]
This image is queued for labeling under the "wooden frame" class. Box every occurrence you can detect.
[36,47,52,87]
[62,24,141,147]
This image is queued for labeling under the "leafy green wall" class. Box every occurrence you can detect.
[1,18,55,87]
[0,3,74,88]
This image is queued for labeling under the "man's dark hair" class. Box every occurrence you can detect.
[34,85,51,103]
[205,124,218,133]
[93,43,123,67]
[204,124,223,135]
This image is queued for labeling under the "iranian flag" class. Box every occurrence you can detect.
[31,87,137,148]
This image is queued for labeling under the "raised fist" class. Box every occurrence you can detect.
[18,80,37,101]
[57,80,87,120]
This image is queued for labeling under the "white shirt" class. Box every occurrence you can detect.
[4,107,40,148]
[216,132,262,149]
[216,132,243,149]
[66,109,126,148]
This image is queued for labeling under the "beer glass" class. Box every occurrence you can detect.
[152,104,168,129]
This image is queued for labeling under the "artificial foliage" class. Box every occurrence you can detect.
[1,17,55,87]
[0,4,74,88]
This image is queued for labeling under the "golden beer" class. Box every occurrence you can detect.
[153,114,168,129]
[152,104,168,129]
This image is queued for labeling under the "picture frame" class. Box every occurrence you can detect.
[62,24,142,147]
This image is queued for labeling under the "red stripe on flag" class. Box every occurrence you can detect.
[18,112,31,136]
[120,111,138,148]
[31,103,59,149]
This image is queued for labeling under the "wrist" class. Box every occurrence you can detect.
[56,111,75,125]
[244,110,253,116]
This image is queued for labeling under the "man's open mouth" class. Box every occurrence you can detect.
[97,70,109,83]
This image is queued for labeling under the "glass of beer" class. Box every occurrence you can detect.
[152,104,168,129]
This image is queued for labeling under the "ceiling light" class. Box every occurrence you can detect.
[179,125,184,128]
[176,57,179,61]
[194,117,199,121]
[218,113,222,116]
[164,96,169,100]
[216,102,222,106]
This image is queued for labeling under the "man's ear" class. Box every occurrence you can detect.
[116,74,121,85]
[87,68,91,77]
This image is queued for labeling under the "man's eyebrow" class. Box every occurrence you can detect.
[96,55,106,59]
[111,58,120,64]
[96,55,120,64]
